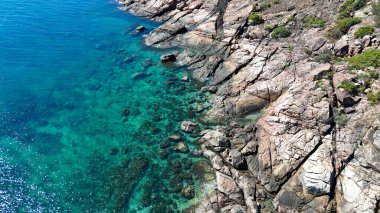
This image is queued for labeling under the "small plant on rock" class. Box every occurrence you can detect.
[271,26,291,38]
[333,107,350,126]
[325,71,335,80]
[372,2,380,26]
[315,52,334,63]
[348,49,380,69]
[367,91,380,105]
[251,5,258,12]
[339,80,356,94]
[303,48,312,55]
[302,16,326,28]
[287,16,297,23]
[357,70,379,88]
[339,0,368,19]
[326,17,361,40]
[368,70,380,80]
[262,2,272,10]
[248,13,264,25]
[354,25,374,38]
[336,17,362,33]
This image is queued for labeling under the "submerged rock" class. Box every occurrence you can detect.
[168,134,182,142]
[174,142,188,153]
[143,58,154,67]
[121,107,130,116]
[180,121,197,133]
[124,56,134,63]
[181,185,195,199]
[109,155,149,211]
[195,104,204,113]
[109,147,119,155]
[131,72,151,80]
[160,141,171,149]
[159,149,170,159]
[152,115,161,122]
[189,149,203,157]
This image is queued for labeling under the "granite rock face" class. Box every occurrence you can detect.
[119,0,380,212]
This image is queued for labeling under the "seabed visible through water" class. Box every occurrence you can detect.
[0,0,214,211]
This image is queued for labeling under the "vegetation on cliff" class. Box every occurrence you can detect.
[348,49,380,69]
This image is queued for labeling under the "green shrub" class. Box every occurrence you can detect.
[287,16,297,23]
[271,26,291,38]
[336,17,362,33]
[325,71,335,80]
[356,71,379,87]
[372,3,380,26]
[354,25,374,38]
[260,200,277,213]
[339,0,368,19]
[273,0,280,5]
[368,70,380,80]
[353,0,368,10]
[302,16,325,28]
[339,80,356,94]
[348,49,380,69]
[326,17,361,40]
[357,73,373,86]
[248,13,264,25]
[252,5,258,12]
[339,0,356,19]
[367,91,380,105]
[262,2,272,10]
[333,107,350,126]
[316,52,334,63]
[303,48,312,55]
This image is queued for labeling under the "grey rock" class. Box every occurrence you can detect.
[180,121,197,133]
[227,149,246,169]
[160,53,176,62]
[136,25,145,32]
[174,142,188,153]
[334,35,349,57]
[201,130,230,152]
[241,141,257,155]
[168,134,182,142]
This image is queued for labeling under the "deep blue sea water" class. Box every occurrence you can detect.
[0,0,214,212]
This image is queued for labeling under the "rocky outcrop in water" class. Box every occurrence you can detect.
[118,0,380,212]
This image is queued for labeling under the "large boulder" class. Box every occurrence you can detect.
[180,121,197,133]
[216,171,243,203]
[226,149,246,169]
[201,130,230,152]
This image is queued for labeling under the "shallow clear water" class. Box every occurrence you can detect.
[0,0,213,212]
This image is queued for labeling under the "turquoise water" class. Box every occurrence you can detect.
[0,0,213,212]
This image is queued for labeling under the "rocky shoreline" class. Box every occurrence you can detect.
[118,0,380,212]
